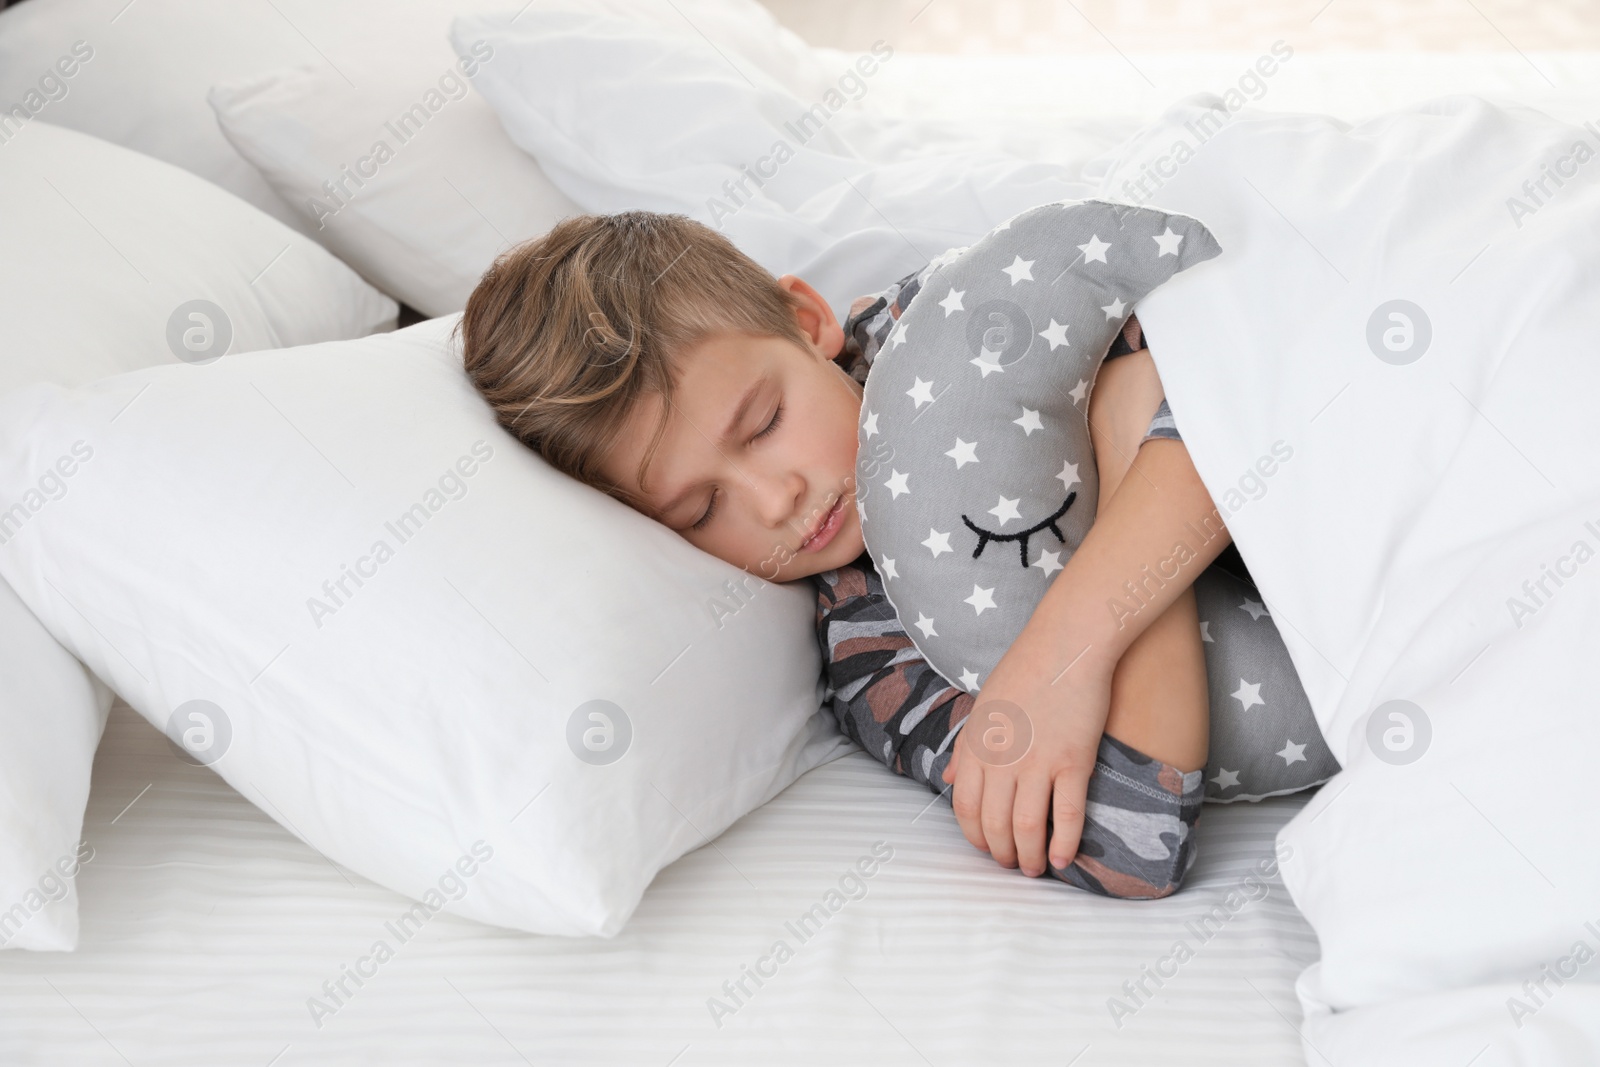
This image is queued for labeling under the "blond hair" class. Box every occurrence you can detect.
[456,211,810,509]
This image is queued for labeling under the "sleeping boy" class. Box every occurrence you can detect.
[459,210,1237,899]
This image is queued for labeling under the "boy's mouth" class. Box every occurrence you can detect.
[799,496,846,553]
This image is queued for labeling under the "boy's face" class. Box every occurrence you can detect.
[597,274,866,582]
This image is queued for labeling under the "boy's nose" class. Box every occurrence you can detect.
[754,471,806,533]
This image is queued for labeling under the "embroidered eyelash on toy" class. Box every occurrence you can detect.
[853,197,1223,693]
[961,491,1075,570]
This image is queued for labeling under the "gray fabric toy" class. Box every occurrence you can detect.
[1189,563,1339,800]
[853,198,1338,801]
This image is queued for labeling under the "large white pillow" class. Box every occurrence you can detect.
[0,120,397,390]
[451,8,1112,318]
[0,576,112,952]
[0,0,345,236]
[0,314,853,938]
[0,0,838,248]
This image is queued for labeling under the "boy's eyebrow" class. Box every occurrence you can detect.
[654,374,769,520]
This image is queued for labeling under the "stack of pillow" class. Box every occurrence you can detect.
[0,118,395,949]
[0,0,1128,942]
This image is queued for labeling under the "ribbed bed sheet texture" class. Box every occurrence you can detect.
[2,703,1316,1065]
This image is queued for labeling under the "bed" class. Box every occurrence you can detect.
[3,3,1599,1063]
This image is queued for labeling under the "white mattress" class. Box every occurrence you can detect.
[8,47,1600,1065]
[2,702,1315,1065]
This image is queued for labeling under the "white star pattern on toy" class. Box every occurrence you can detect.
[1014,407,1043,435]
[1068,378,1089,404]
[958,668,980,689]
[1032,549,1063,577]
[1277,739,1307,765]
[915,613,938,639]
[880,557,898,580]
[988,496,1022,526]
[1038,319,1070,350]
[939,288,965,316]
[884,470,910,498]
[1153,227,1184,257]
[1199,620,1213,643]
[1241,596,1270,621]
[889,320,909,348]
[1232,679,1264,711]
[922,528,953,557]
[965,585,997,615]
[1209,767,1241,790]
[861,410,879,438]
[906,378,936,408]
[1077,235,1110,264]
[1056,460,1080,491]
[1002,255,1035,285]
[1101,297,1127,320]
[970,352,1005,377]
[945,438,979,468]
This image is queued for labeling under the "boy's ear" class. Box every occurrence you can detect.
[776,274,845,362]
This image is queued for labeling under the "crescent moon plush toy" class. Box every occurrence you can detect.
[854,198,1223,692]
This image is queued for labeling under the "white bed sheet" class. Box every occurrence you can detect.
[1,702,1315,1066]
[7,47,1600,1065]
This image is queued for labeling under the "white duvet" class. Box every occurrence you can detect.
[1090,93,1600,1064]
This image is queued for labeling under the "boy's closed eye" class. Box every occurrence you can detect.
[690,401,786,531]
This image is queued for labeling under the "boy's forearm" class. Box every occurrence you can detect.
[1007,438,1232,686]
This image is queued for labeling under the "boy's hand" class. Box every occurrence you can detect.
[941,633,1116,876]
[940,340,1228,882]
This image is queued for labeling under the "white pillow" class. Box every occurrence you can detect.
[0,576,112,952]
[0,0,340,236]
[0,120,397,390]
[0,0,836,255]
[207,37,581,319]
[451,8,1110,318]
[0,314,853,938]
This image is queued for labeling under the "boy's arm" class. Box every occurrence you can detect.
[1087,350,1209,775]
[811,560,970,791]
[943,358,1231,877]
[814,552,1205,898]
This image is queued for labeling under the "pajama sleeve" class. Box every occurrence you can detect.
[813,554,1204,900]
[1102,312,1182,445]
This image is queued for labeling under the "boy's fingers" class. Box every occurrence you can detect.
[981,771,1019,869]
[943,709,974,786]
[1049,772,1090,869]
[1012,774,1053,876]
[941,739,959,785]
[949,751,987,852]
